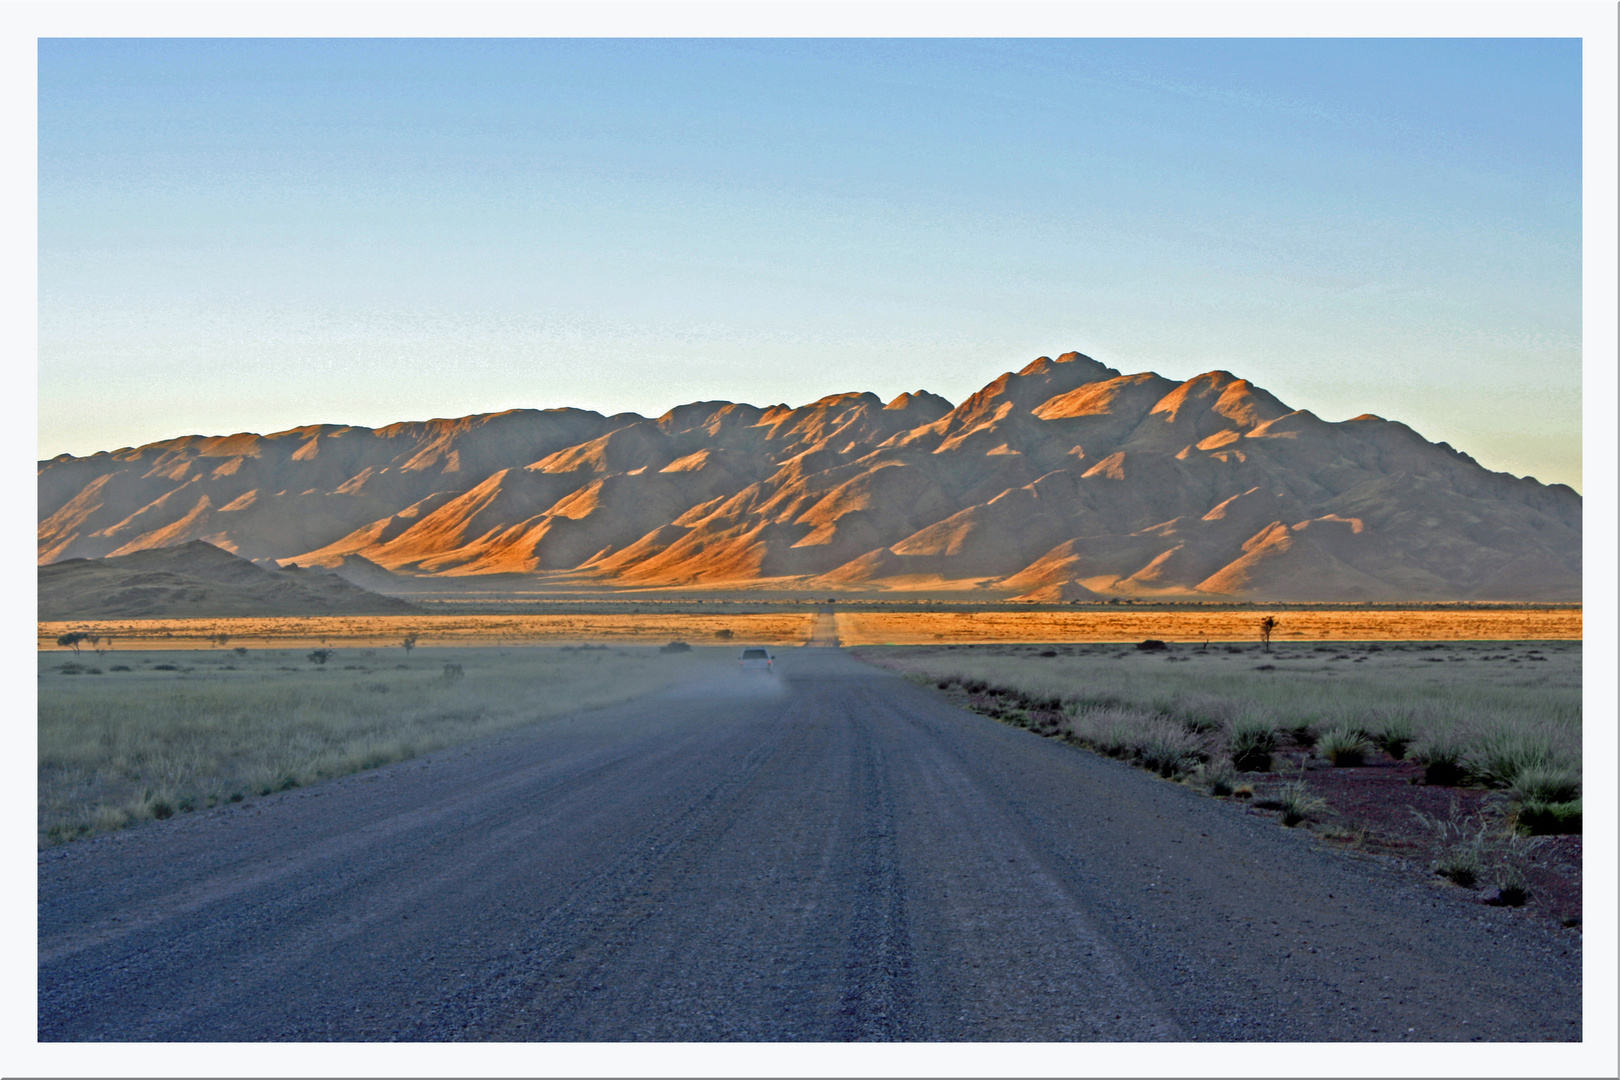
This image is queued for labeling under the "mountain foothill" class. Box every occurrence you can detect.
[38,352,1581,603]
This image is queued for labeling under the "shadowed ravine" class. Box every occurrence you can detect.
[38,649,1578,1041]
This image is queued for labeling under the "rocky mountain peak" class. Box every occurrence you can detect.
[37,352,1580,601]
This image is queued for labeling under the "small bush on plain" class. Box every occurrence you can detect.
[1516,798,1581,835]
[1227,716,1277,772]
[1411,737,1469,786]
[1194,758,1239,796]
[1316,727,1374,767]
[1133,719,1203,778]
[1511,766,1580,805]
[1274,780,1329,827]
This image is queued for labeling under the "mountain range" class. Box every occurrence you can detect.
[38,352,1582,601]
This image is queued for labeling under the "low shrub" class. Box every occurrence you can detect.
[1025,708,1067,736]
[1517,798,1581,835]
[1275,781,1329,827]
[1227,715,1277,772]
[1165,692,1238,734]
[1489,832,1546,905]
[1194,758,1238,796]
[1068,706,1154,759]
[1133,719,1203,778]
[1467,729,1568,790]
[1280,718,1317,750]
[1410,799,1518,888]
[1316,727,1374,767]
[1369,711,1415,759]
[1411,737,1469,786]
[1493,866,1530,907]
[1433,844,1484,887]
[1511,766,1580,805]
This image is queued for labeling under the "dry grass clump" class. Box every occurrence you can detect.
[1410,735,1469,786]
[1411,798,1548,901]
[1366,709,1415,759]
[38,645,734,846]
[1315,727,1374,767]
[867,639,1580,829]
[1157,691,1241,734]
[1226,715,1278,773]
[1274,780,1330,827]
[1133,718,1205,778]
[1067,706,1151,759]
[1062,707,1207,779]
[1192,758,1239,796]
[1510,766,1583,835]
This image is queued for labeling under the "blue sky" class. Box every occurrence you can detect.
[38,37,1584,489]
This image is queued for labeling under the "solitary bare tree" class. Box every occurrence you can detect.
[1259,615,1279,653]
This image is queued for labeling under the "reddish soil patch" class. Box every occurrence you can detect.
[923,679,1582,930]
[1244,749,1581,927]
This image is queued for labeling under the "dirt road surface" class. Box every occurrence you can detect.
[38,648,1579,1041]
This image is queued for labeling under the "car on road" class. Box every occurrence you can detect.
[739,647,774,673]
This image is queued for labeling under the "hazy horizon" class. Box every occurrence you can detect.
[39,38,1584,490]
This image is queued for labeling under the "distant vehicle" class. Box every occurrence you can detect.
[739,647,774,673]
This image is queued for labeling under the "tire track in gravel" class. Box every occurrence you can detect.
[472,675,922,1041]
[871,686,1182,1040]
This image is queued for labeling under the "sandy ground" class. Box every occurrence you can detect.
[37,607,1578,653]
[833,608,1581,645]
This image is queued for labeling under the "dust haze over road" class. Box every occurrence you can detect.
[39,648,1578,1042]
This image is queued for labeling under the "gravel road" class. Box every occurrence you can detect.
[38,648,1580,1041]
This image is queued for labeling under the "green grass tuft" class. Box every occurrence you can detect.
[1517,797,1581,835]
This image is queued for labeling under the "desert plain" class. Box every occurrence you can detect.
[37,603,1580,652]
[35,351,1588,1044]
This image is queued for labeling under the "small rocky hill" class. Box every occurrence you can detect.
[38,540,418,619]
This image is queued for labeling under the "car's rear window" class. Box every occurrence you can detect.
[741,649,769,659]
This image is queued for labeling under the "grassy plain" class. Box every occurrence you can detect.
[37,606,1582,850]
[854,639,1582,825]
[36,607,1579,654]
[833,607,1581,645]
[37,644,738,846]
[36,612,815,651]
